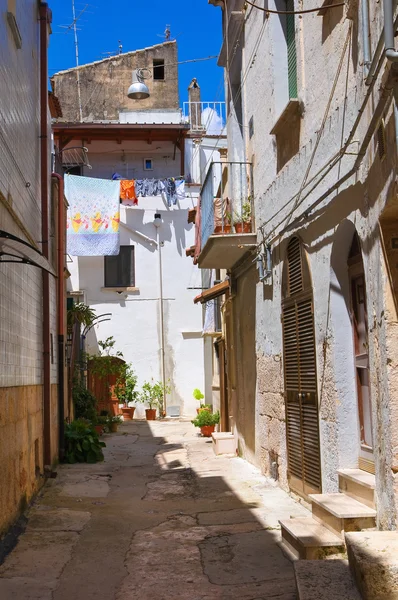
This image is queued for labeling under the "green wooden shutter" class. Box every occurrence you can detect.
[286,0,298,99]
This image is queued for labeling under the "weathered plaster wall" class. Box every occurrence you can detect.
[52,42,179,122]
[217,0,398,523]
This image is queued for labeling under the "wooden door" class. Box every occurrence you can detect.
[348,235,374,473]
[216,338,229,432]
[282,237,322,496]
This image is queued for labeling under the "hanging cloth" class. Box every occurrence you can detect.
[175,179,185,203]
[164,177,177,206]
[120,180,138,206]
[65,174,121,256]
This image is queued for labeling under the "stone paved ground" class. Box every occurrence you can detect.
[0,420,310,600]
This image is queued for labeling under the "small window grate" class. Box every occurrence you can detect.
[377,120,386,161]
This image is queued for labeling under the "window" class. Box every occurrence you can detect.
[104,246,135,288]
[153,59,165,80]
[377,120,386,161]
[144,158,153,171]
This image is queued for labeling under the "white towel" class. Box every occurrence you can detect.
[65,175,121,256]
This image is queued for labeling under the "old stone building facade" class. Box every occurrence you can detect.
[198,0,398,532]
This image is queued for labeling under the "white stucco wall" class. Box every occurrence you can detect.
[67,137,210,417]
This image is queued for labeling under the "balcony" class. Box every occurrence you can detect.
[182,102,226,134]
[198,161,257,270]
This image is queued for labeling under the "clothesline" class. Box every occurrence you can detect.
[112,173,185,207]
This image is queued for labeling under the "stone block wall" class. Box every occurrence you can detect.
[52,41,179,122]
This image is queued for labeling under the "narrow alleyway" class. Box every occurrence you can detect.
[0,421,309,600]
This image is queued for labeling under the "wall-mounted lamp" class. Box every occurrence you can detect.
[153,213,162,228]
[127,68,151,100]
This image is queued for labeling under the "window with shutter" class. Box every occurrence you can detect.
[104,246,135,288]
[286,0,298,99]
[282,237,321,497]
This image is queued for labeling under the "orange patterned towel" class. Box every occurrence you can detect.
[120,180,138,205]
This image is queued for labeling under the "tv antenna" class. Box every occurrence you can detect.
[157,24,171,41]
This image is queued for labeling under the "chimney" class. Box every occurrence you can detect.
[188,78,202,131]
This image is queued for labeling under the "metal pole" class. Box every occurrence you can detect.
[157,228,167,416]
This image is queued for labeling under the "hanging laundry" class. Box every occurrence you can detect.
[65,174,121,256]
[164,177,177,206]
[120,180,138,206]
[175,179,185,203]
[134,179,145,198]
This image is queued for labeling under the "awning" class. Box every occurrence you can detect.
[194,280,229,304]
[0,230,56,275]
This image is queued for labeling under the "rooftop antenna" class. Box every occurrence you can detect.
[71,0,86,122]
[157,24,171,41]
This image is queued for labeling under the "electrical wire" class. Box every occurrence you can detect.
[244,0,345,14]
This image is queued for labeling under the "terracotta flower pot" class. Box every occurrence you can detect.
[214,225,232,235]
[145,408,157,421]
[234,222,252,233]
[94,425,103,436]
[122,407,135,421]
[200,425,215,437]
[110,399,121,416]
[109,422,118,433]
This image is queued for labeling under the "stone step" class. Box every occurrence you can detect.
[338,469,376,509]
[279,518,345,560]
[294,559,362,600]
[346,531,398,600]
[211,432,236,455]
[309,493,376,537]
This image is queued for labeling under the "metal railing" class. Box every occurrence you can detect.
[183,102,226,133]
[200,161,253,249]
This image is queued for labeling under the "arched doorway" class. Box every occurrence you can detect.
[348,233,374,473]
[282,237,322,496]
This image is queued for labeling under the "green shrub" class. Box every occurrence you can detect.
[191,410,220,428]
[64,420,106,464]
[73,385,98,421]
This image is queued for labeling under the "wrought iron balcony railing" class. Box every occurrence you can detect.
[200,161,254,250]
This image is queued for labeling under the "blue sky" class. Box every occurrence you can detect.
[49,0,225,105]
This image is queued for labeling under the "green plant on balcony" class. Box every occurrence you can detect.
[233,200,252,233]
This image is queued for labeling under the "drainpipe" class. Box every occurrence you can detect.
[52,173,66,461]
[383,0,398,153]
[362,0,371,75]
[154,214,167,416]
[40,3,52,469]
[384,0,398,61]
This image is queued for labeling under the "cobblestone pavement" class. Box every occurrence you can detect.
[0,420,309,600]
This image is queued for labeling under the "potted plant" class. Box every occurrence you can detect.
[191,410,220,437]
[214,211,232,235]
[233,201,252,233]
[193,388,206,413]
[107,415,123,433]
[96,415,109,434]
[138,379,171,420]
[115,365,138,421]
